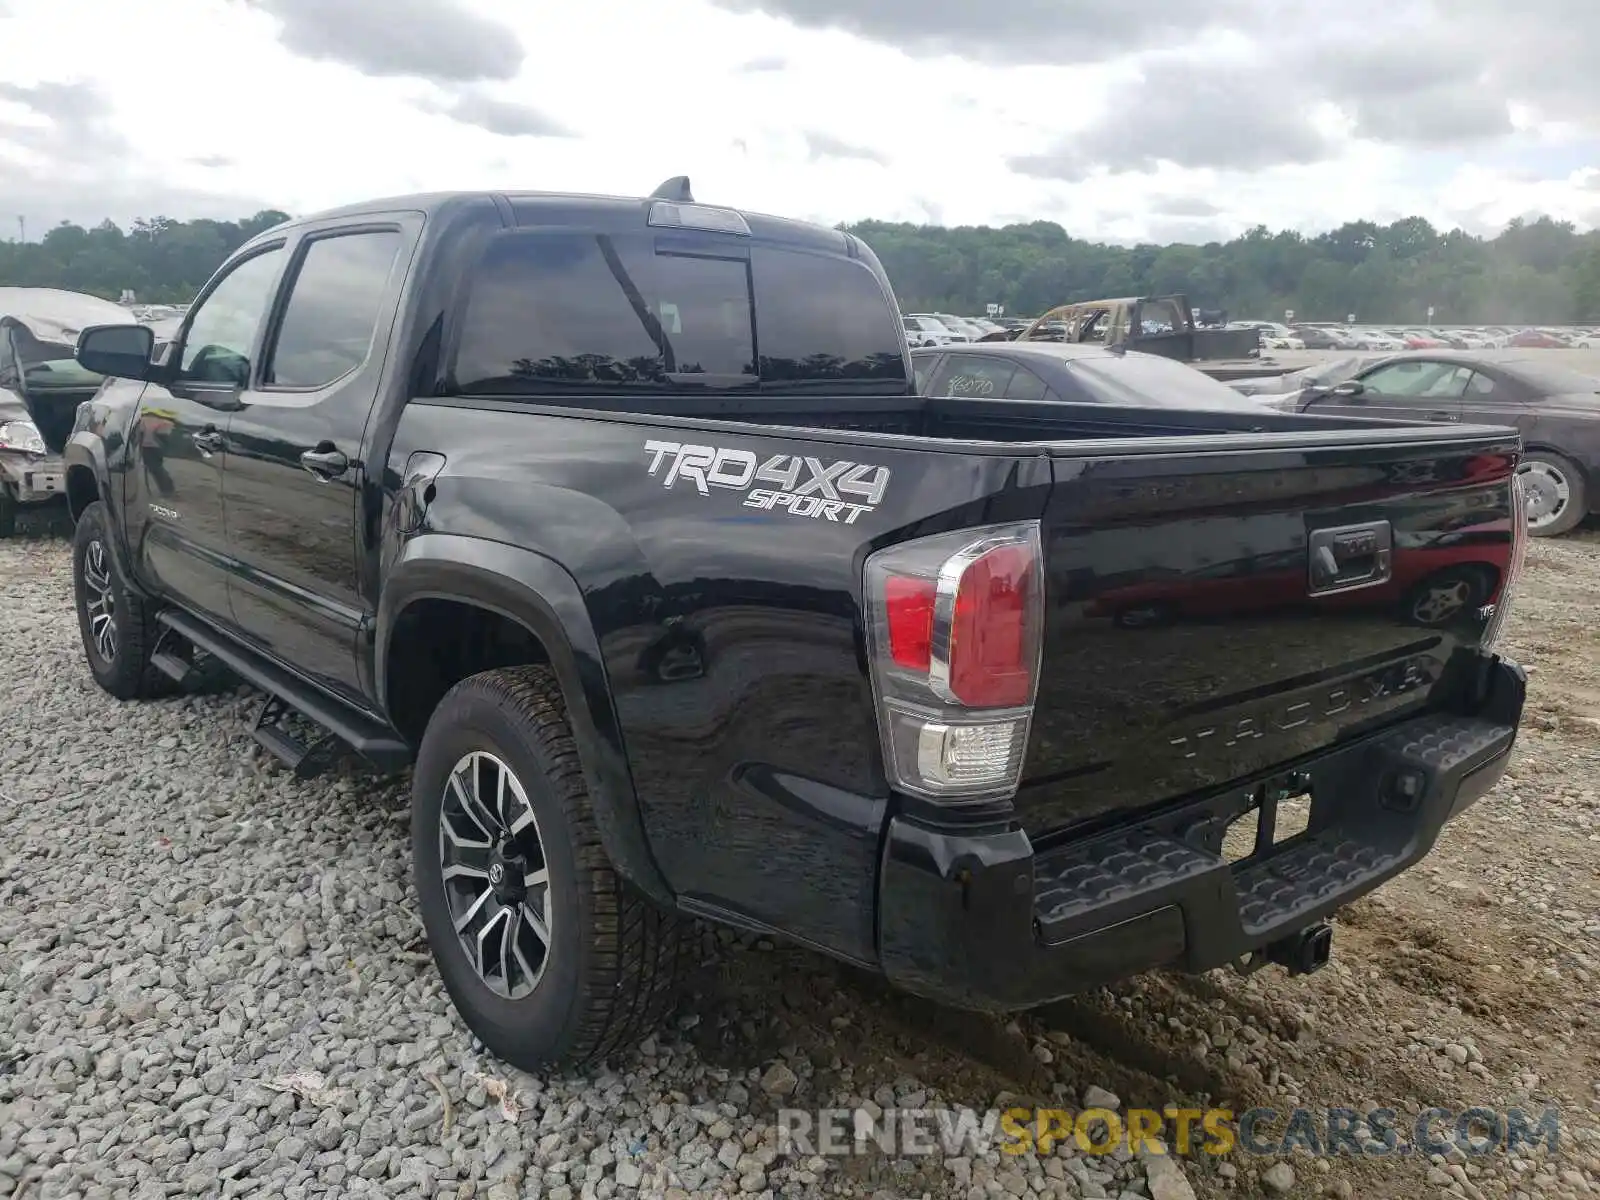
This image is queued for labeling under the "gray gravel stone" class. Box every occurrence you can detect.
[6,499,1599,1200]
[1261,1162,1296,1193]
[1082,1086,1121,1111]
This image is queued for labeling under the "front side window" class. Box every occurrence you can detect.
[1360,360,1463,397]
[265,230,404,389]
[178,248,284,388]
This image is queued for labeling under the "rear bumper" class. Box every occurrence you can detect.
[876,655,1525,1011]
[0,451,66,503]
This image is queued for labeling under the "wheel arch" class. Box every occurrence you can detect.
[377,533,672,904]
[63,432,149,596]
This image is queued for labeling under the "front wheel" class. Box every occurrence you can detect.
[412,665,684,1071]
[1517,451,1586,537]
[72,501,166,699]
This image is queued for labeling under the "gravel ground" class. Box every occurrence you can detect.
[2,525,1599,1200]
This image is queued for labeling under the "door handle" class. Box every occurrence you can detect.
[300,445,349,480]
[1427,411,1460,422]
[191,427,224,455]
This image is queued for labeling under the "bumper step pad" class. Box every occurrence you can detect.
[1032,713,1515,953]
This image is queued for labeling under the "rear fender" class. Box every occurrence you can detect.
[376,533,671,904]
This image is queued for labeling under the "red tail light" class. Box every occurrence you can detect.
[884,576,936,670]
[864,522,1044,803]
[947,542,1036,707]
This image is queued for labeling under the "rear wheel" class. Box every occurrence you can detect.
[412,665,683,1070]
[1517,451,1586,537]
[72,502,167,699]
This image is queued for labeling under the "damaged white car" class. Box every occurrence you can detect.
[0,288,146,536]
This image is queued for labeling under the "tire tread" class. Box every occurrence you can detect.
[451,664,682,1068]
[73,502,170,700]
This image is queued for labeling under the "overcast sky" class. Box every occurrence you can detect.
[1,0,1597,244]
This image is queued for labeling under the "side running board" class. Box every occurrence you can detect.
[154,609,413,775]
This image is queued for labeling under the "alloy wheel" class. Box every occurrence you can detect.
[438,751,552,1000]
[82,540,118,663]
[1516,461,1569,533]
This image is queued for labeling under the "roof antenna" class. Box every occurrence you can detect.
[649,176,694,203]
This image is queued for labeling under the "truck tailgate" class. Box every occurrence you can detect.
[1021,427,1520,837]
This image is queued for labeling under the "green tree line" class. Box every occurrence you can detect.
[3,208,1600,326]
[0,211,291,304]
[846,214,1600,326]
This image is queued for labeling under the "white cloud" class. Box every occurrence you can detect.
[0,0,1596,242]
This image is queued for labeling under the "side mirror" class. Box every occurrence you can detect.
[76,324,156,382]
[1330,379,1365,398]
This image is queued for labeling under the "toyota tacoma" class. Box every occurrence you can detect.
[53,178,1528,1070]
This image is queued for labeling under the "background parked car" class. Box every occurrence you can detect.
[910,341,1273,410]
[903,314,958,346]
[1291,325,1357,350]
[0,288,146,537]
[1509,329,1566,348]
[1287,351,1600,535]
[1351,329,1408,351]
[1234,320,1304,350]
[1228,353,1381,398]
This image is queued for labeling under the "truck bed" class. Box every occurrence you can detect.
[395,389,1519,956]
[462,389,1462,449]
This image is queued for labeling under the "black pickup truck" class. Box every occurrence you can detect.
[53,179,1529,1071]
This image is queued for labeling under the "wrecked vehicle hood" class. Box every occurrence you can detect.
[0,287,145,454]
[0,287,141,346]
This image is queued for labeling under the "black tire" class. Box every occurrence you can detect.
[71,502,167,700]
[1518,450,1586,537]
[0,488,15,539]
[412,665,683,1071]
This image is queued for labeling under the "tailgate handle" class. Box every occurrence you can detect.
[1308,521,1392,596]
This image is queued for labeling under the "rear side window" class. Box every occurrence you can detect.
[928,355,1016,398]
[750,247,907,388]
[1003,365,1050,402]
[455,233,755,390]
[653,252,755,378]
[454,232,907,394]
[265,230,404,389]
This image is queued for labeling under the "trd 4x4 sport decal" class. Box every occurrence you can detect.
[643,440,890,524]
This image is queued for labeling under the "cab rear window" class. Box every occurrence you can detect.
[452,231,907,394]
